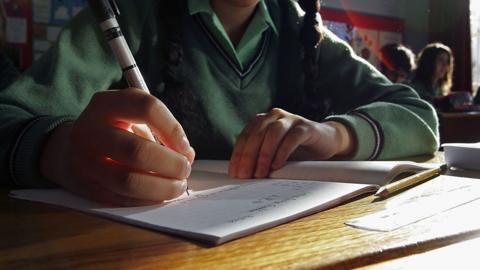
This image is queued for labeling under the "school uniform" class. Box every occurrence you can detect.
[0,0,439,187]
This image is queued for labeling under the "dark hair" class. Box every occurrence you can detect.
[160,1,209,139]
[292,0,330,121]
[160,0,329,125]
[414,42,454,94]
[379,43,415,75]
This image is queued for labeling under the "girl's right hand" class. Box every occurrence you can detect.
[40,88,195,206]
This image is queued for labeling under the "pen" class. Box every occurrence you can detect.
[88,0,190,196]
[88,0,156,142]
[88,0,148,90]
[374,164,447,198]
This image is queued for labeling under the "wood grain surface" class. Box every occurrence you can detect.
[3,154,480,270]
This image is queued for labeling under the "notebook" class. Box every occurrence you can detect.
[10,160,439,245]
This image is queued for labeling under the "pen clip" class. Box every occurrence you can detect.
[109,0,120,17]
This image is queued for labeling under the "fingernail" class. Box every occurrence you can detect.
[174,180,188,197]
[181,160,192,179]
[178,157,192,179]
[186,146,196,165]
[180,136,190,152]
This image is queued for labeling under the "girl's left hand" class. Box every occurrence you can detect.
[228,108,354,179]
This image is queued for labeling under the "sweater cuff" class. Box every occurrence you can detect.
[325,111,384,160]
[9,116,74,188]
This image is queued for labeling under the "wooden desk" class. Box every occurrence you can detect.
[439,112,480,144]
[2,154,480,269]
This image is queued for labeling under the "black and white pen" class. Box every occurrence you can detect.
[88,0,148,91]
[88,0,190,196]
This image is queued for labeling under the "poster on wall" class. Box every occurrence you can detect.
[2,0,32,70]
[323,20,353,43]
[321,8,405,69]
[33,0,51,23]
[32,0,87,60]
[351,28,380,67]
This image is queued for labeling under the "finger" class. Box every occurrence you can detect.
[186,146,196,165]
[131,124,156,142]
[66,155,163,206]
[73,179,162,207]
[76,155,187,202]
[254,118,293,178]
[229,114,264,177]
[87,88,191,156]
[74,125,191,180]
[236,112,283,178]
[126,124,195,165]
[271,124,311,170]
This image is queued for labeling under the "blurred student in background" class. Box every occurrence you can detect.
[0,4,19,90]
[410,43,454,104]
[379,43,416,84]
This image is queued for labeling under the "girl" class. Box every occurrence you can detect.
[0,0,439,205]
[410,42,454,103]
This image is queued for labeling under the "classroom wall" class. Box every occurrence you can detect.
[322,0,430,53]
[322,0,407,18]
[2,0,88,70]
[4,0,431,69]
[403,0,430,53]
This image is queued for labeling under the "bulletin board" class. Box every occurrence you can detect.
[2,0,87,69]
[320,8,405,69]
[3,0,32,70]
[32,0,87,60]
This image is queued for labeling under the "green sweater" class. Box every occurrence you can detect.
[0,0,439,187]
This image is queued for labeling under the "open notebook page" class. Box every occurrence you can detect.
[10,170,376,245]
[193,160,440,186]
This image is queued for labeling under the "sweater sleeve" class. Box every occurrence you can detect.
[317,29,439,160]
[0,1,155,187]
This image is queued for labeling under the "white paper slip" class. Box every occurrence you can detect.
[443,142,480,171]
[345,175,480,232]
[10,171,375,245]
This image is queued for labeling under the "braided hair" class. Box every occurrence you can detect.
[160,1,209,139]
[292,0,331,122]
